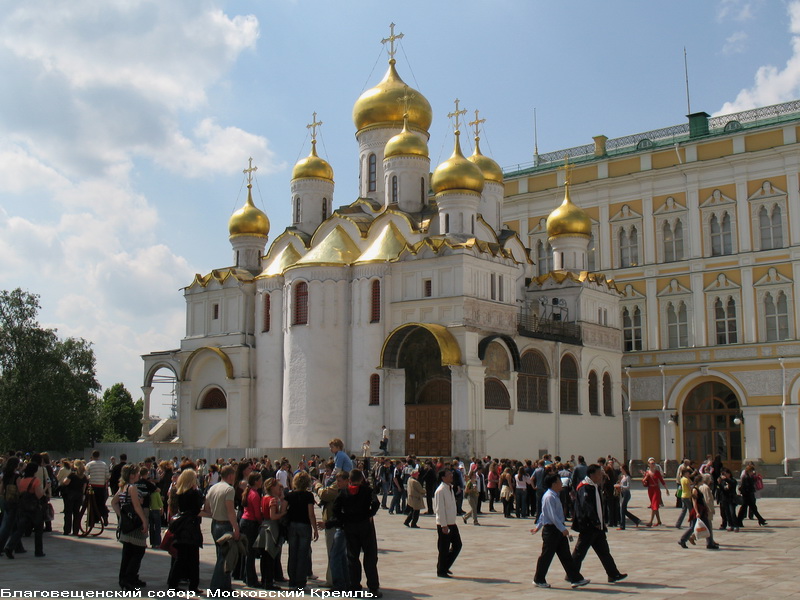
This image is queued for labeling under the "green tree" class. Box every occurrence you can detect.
[98,383,142,442]
[0,288,100,450]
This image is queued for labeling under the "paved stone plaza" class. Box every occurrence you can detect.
[1,488,798,599]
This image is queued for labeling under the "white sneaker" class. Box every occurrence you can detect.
[571,578,590,588]
[532,581,551,588]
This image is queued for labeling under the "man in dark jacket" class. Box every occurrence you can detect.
[334,469,382,598]
[571,464,627,584]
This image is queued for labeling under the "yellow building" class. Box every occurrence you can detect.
[503,101,800,473]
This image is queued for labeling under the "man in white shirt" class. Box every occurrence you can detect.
[433,468,462,578]
[86,450,110,526]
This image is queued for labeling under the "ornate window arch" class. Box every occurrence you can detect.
[560,354,579,414]
[764,290,790,341]
[622,305,643,351]
[391,175,398,203]
[484,378,510,410]
[517,350,549,412]
[368,154,377,192]
[322,197,328,221]
[370,279,381,323]
[588,371,599,415]
[262,293,271,333]
[369,374,380,406]
[749,181,788,251]
[294,197,301,224]
[618,225,639,268]
[712,296,738,345]
[198,387,227,410]
[293,281,309,325]
[602,373,613,416]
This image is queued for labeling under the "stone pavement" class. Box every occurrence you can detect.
[1,488,798,599]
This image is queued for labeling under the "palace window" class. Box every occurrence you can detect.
[517,350,549,412]
[759,205,783,250]
[262,294,271,333]
[622,306,643,351]
[603,373,613,416]
[212,303,219,320]
[666,301,689,348]
[199,387,227,410]
[445,214,450,233]
[368,154,377,192]
[322,198,328,221]
[293,281,308,325]
[559,354,579,414]
[484,378,511,410]
[663,219,684,262]
[421,177,426,204]
[369,374,380,406]
[587,233,596,272]
[294,197,301,224]
[588,371,599,415]
[370,279,381,323]
[619,226,639,268]
[391,176,398,203]
[423,279,432,298]
[710,213,733,256]
[765,291,789,341]
[714,297,737,345]
[536,240,553,276]
[490,273,496,300]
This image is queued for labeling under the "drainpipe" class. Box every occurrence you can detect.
[624,366,631,462]
[555,342,562,457]
[660,364,667,467]
[780,357,789,476]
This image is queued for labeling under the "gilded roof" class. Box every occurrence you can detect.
[355,221,409,264]
[257,244,302,278]
[353,60,433,133]
[292,225,362,267]
[187,267,255,289]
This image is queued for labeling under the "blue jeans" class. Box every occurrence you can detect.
[148,509,162,547]
[675,498,692,528]
[330,528,350,590]
[619,489,640,529]
[210,520,234,591]
[288,521,312,589]
[381,481,390,508]
[514,488,527,518]
[0,504,17,552]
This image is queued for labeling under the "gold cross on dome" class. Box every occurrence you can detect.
[306,112,323,143]
[381,22,404,60]
[468,109,486,139]
[396,85,415,117]
[243,157,258,185]
[559,154,573,186]
[447,98,467,133]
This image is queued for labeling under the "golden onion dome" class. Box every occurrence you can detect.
[229,186,270,238]
[431,132,484,195]
[384,116,429,158]
[468,138,503,184]
[546,183,592,239]
[353,59,433,133]
[292,140,334,182]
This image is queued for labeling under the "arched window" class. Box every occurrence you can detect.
[588,371,599,415]
[587,233,596,271]
[560,355,579,414]
[199,387,227,410]
[391,175,398,203]
[445,214,450,233]
[536,240,553,276]
[484,378,510,409]
[714,297,737,345]
[663,220,684,262]
[711,212,733,255]
[293,281,308,325]
[369,374,380,405]
[482,342,510,379]
[667,301,689,348]
[322,198,328,221]
[765,291,789,341]
[602,373,613,416]
[517,350,549,412]
[619,226,639,267]
[294,197,301,224]
[622,306,642,351]
[370,279,381,323]
[368,154,377,192]
[421,177,426,204]
[262,294,271,333]
[759,205,783,250]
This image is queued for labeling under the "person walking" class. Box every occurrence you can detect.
[203,465,240,593]
[433,468,462,578]
[677,474,719,550]
[571,464,627,584]
[111,465,148,590]
[462,471,480,525]
[531,474,590,589]
[736,464,767,527]
[675,467,692,529]
[404,470,424,528]
[616,465,641,529]
[642,458,669,526]
[717,468,739,531]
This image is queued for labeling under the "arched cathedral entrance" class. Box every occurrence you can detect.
[682,381,743,470]
[380,323,461,457]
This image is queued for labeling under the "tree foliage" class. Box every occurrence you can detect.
[98,383,142,442]
[0,288,100,451]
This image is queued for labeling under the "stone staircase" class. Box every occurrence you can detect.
[760,471,800,498]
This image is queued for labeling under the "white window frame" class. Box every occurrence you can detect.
[749,181,788,251]
[755,268,794,342]
[610,205,642,269]
[621,303,644,352]
[658,279,694,349]
[700,190,737,257]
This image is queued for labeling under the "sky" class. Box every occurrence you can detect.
[1,0,799,419]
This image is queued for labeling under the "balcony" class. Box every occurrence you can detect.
[517,313,582,344]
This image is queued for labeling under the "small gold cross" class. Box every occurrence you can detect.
[447,98,467,133]
[243,157,258,185]
[306,112,323,143]
[468,109,486,140]
[559,154,573,186]
[396,85,415,117]
[381,22,404,60]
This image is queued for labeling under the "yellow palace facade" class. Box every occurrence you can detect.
[503,101,800,473]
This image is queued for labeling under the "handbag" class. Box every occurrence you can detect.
[120,500,143,534]
[159,530,178,557]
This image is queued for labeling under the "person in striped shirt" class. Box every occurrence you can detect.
[86,450,110,526]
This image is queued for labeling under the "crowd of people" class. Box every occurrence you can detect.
[0,445,771,593]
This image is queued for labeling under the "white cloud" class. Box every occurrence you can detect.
[722,31,748,55]
[717,0,759,22]
[718,1,800,113]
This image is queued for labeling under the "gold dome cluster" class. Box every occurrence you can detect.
[384,116,429,158]
[546,183,591,239]
[229,186,270,238]
[292,140,334,182]
[431,132,484,195]
[468,138,503,184]
[353,60,433,134]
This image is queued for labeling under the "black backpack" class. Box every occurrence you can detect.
[18,479,40,514]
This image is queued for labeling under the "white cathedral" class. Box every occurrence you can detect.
[142,29,625,460]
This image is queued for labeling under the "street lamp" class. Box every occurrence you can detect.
[733,412,744,426]
[667,413,679,426]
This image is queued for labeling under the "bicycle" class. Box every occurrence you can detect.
[77,487,105,537]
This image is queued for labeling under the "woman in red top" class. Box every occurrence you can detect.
[641,458,669,526]
[258,477,288,590]
[486,461,500,512]
[239,472,263,587]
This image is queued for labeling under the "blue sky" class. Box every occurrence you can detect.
[0,0,798,418]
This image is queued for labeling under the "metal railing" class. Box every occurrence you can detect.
[504,98,800,175]
[517,313,581,342]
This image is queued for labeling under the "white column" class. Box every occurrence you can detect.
[743,411,760,461]
[642,195,655,264]
[735,179,751,252]
[686,178,701,259]
[691,272,706,347]
[783,405,799,465]
[739,268,755,343]
[140,386,153,439]
[646,279,659,350]
[792,262,800,339]
[599,201,611,271]
[788,172,800,245]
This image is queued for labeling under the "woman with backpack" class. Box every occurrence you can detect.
[111,464,148,590]
[4,461,45,558]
